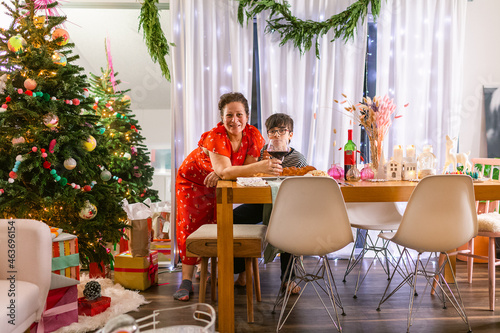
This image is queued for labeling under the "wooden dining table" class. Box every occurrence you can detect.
[215,178,500,333]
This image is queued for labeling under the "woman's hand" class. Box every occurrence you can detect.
[204,171,221,188]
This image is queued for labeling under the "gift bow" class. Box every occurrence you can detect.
[148,253,158,284]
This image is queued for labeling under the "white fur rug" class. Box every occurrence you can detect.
[54,274,149,333]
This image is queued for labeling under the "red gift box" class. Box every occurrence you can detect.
[78,296,111,316]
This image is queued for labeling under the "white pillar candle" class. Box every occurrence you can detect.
[393,145,403,163]
[406,145,416,160]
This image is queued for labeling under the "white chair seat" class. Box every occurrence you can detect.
[0,281,40,333]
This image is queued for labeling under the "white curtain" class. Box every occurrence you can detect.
[377,0,467,168]
[256,0,367,172]
[170,0,254,265]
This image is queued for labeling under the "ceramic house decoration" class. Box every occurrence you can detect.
[386,158,401,181]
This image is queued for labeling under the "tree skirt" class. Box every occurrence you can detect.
[55,274,149,333]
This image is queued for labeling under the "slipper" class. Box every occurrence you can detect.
[283,280,301,295]
[173,279,194,301]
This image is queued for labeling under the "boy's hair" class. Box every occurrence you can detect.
[265,113,294,132]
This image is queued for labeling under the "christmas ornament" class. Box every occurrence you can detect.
[83,281,101,300]
[24,78,37,90]
[79,200,97,220]
[83,88,89,98]
[123,152,131,160]
[100,170,112,181]
[52,28,69,46]
[43,113,59,128]
[83,135,96,151]
[33,16,45,28]
[11,137,25,145]
[121,95,131,103]
[134,171,142,178]
[64,158,77,170]
[52,52,67,66]
[8,35,27,54]
[49,139,57,153]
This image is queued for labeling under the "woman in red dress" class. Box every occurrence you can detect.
[174,92,282,301]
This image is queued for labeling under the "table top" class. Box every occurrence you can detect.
[218,178,500,203]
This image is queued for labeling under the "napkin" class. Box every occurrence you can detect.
[236,177,268,187]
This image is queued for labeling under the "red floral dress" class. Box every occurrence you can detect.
[176,123,265,265]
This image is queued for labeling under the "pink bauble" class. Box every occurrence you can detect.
[24,78,37,90]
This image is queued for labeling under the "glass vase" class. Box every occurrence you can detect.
[370,139,386,179]
[328,163,344,180]
[360,163,375,180]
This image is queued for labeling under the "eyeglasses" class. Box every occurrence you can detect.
[267,128,289,136]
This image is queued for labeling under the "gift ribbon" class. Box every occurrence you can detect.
[36,301,77,333]
[52,253,79,271]
[148,257,158,284]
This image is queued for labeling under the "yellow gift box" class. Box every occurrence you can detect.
[114,250,158,290]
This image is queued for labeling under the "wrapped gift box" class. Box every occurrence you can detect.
[151,239,171,265]
[52,232,80,281]
[114,250,158,290]
[78,296,111,316]
[30,274,79,332]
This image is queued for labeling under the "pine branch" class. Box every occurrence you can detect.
[138,0,175,82]
[237,0,381,58]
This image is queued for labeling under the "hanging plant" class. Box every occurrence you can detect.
[139,0,175,81]
[237,0,381,58]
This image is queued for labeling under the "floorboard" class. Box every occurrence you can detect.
[109,255,500,333]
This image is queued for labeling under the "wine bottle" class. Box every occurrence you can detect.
[344,129,357,180]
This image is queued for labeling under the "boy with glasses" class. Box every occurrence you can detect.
[233,113,307,294]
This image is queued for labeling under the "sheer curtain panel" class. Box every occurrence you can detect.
[170,0,254,265]
[256,0,367,171]
[376,0,467,167]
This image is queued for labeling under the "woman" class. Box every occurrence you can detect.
[174,92,282,301]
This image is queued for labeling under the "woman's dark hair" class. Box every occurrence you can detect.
[218,92,249,118]
[265,113,294,133]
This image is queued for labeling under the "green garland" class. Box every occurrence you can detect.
[237,0,381,58]
[139,0,175,81]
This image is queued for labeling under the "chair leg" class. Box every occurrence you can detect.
[211,257,217,302]
[488,237,496,311]
[431,253,445,296]
[467,238,474,284]
[245,257,254,323]
[252,257,262,302]
[199,257,209,303]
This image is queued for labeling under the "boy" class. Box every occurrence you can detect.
[233,113,307,294]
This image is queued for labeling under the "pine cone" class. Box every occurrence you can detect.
[83,280,102,300]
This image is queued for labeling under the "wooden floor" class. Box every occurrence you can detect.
[123,255,500,333]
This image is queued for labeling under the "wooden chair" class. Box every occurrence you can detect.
[464,158,500,311]
[186,224,266,322]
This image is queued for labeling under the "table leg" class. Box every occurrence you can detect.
[217,186,234,332]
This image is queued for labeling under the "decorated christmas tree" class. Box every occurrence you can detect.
[0,0,126,266]
[87,43,159,204]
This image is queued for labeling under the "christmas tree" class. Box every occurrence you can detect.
[0,0,127,266]
[87,44,159,204]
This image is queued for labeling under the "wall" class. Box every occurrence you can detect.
[460,0,500,158]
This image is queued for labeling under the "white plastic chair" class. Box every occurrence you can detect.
[0,219,52,333]
[266,177,354,332]
[375,175,477,333]
[343,202,403,297]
